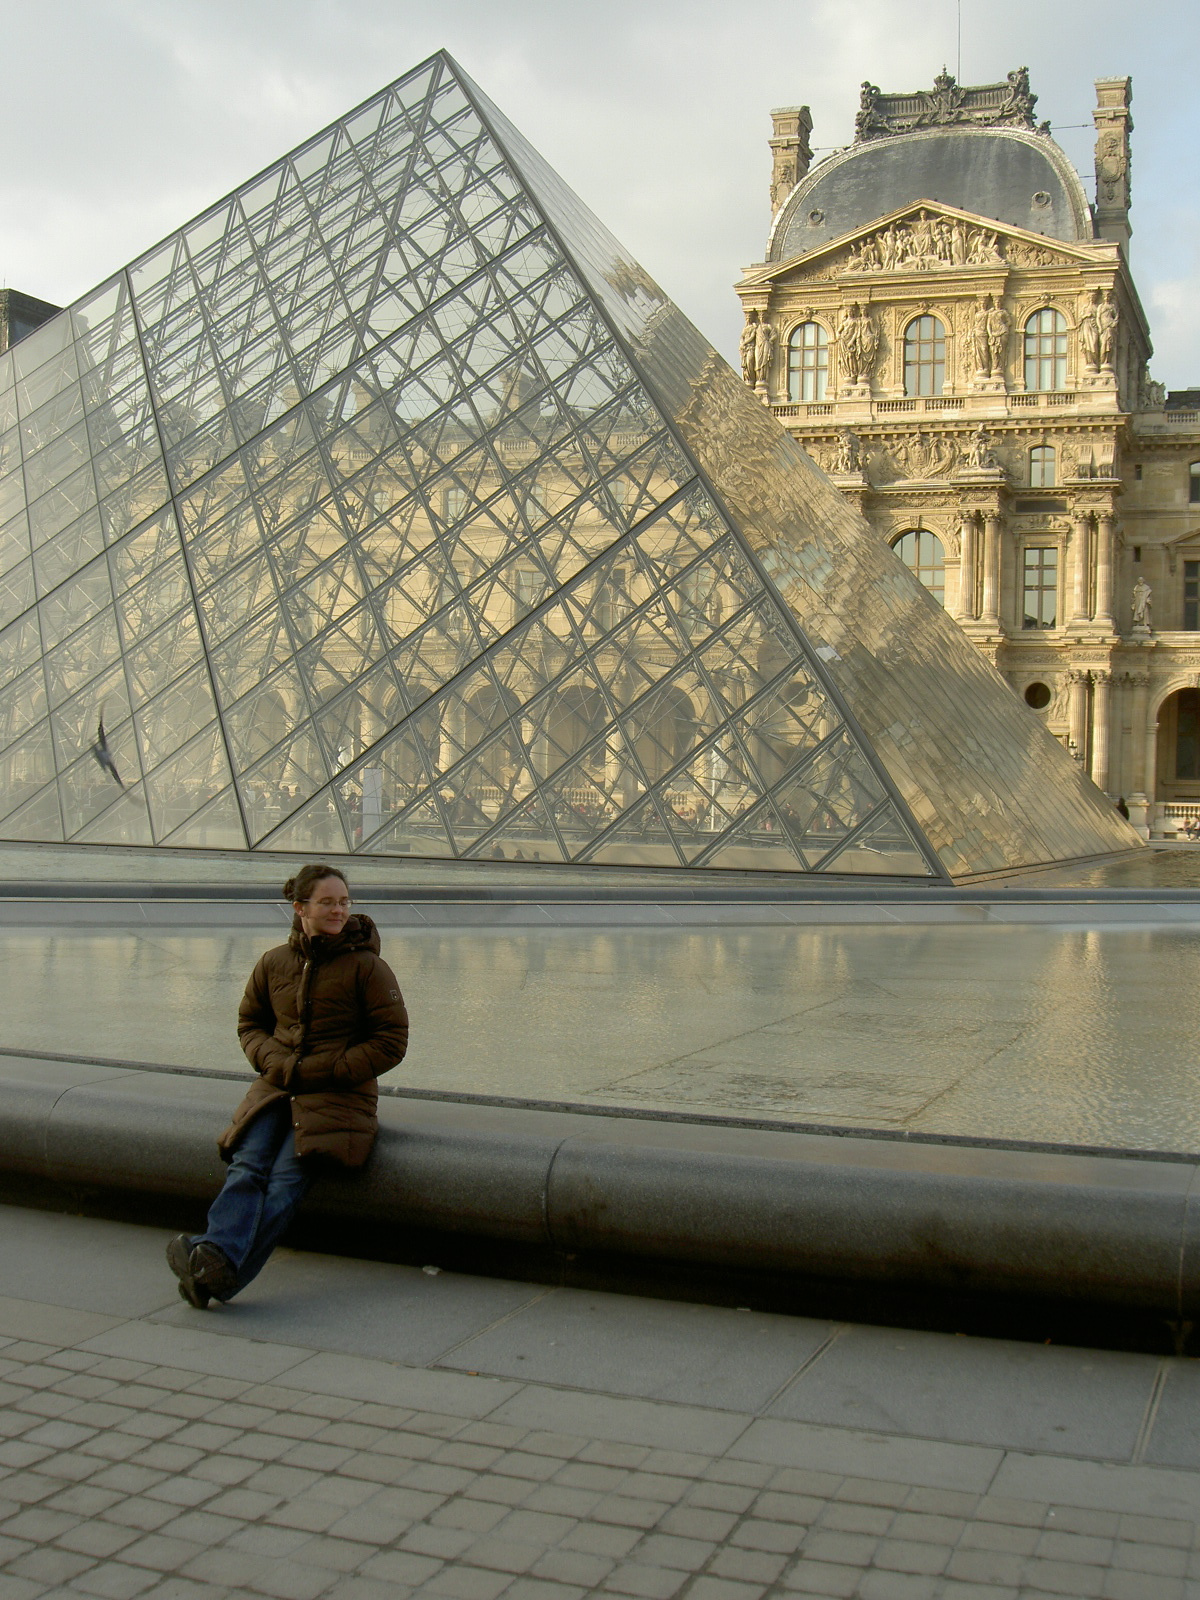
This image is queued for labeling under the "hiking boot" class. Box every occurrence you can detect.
[189,1242,237,1302]
[166,1235,210,1309]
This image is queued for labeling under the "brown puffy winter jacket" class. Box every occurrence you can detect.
[220,913,408,1168]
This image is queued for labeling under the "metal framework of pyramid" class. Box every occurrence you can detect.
[0,54,1136,877]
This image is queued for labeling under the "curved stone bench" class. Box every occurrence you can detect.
[3,1053,1198,1321]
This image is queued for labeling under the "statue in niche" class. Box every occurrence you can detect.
[1098,294,1119,369]
[1131,576,1152,631]
[833,428,862,473]
[846,302,879,384]
[740,311,759,387]
[753,314,776,390]
[972,299,991,374]
[1077,294,1101,373]
[987,300,1010,378]
[1048,676,1071,724]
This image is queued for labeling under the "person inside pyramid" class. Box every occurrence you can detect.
[167,864,409,1307]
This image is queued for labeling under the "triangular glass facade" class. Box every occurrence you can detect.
[0,54,1136,877]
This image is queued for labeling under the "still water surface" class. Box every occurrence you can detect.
[5,918,1199,1154]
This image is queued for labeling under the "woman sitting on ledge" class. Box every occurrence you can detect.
[167,863,409,1307]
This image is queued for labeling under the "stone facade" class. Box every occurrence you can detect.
[739,71,1200,839]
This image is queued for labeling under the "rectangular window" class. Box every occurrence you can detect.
[1185,561,1200,630]
[1190,463,1200,503]
[1022,546,1058,630]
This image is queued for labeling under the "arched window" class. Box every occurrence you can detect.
[892,529,945,606]
[903,316,945,397]
[1024,308,1067,391]
[787,322,829,403]
[1030,445,1056,487]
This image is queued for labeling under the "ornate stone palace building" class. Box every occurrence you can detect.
[737,68,1200,838]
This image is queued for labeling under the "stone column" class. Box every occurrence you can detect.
[1071,512,1092,623]
[956,513,977,621]
[1068,669,1089,760]
[1094,512,1116,630]
[1127,670,1150,835]
[1144,707,1160,828]
[981,511,1001,627]
[1091,670,1112,792]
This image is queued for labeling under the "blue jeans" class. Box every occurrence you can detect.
[191,1100,315,1298]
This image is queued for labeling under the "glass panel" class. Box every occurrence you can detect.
[158,786,247,850]
[0,664,47,756]
[143,722,232,841]
[5,52,1120,877]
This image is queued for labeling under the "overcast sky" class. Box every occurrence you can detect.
[4,0,1198,385]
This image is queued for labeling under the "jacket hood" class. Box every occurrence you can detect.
[288,911,381,958]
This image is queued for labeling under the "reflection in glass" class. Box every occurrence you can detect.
[0,51,953,877]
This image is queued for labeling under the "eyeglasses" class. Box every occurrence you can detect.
[308,897,352,910]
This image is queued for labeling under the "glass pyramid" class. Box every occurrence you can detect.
[0,54,1135,877]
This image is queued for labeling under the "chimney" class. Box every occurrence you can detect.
[769,106,813,216]
[1093,76,1132,248]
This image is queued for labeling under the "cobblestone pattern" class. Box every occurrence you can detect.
[1,1333,1198,1600]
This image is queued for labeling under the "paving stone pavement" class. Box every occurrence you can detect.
[1,1207,1199,1600]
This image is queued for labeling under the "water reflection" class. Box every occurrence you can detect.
[5,918,1200,1154]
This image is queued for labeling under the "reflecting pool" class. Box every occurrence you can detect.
[5,916,1200,1155]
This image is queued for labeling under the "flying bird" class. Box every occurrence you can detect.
[89,713,124,789]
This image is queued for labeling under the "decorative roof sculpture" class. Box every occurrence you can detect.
[0,53,1136,875]
[855,68,1043,143]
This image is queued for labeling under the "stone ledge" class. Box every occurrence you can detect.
[1,1055,1197,1323]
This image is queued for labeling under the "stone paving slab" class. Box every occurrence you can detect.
[1,1207,1200,1598]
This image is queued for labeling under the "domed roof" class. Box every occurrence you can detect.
[769,125,1092,264]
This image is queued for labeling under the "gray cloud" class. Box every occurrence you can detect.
[2,0,1196,383]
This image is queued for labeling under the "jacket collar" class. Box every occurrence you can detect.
[288,912,381,960]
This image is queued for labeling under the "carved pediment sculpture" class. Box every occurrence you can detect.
[844,210,1004,274]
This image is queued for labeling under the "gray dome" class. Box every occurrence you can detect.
[770,125,1092,263]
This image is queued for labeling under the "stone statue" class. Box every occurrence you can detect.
[967,228,1003,265]
[753,315,776,391]
[967,425,998,470]
[1138,374,1167,410]
[855,81,888,141]
[833,428,861,473]
[1131,576,1152,631]
[838,303,876,385]
[1098,294,1118,369]
[986,300,1010,379]
[1077,295,1101,373]
[972,299,991,375]
[740,312,758,387]
[999,67,1036,123]
[856,306,880,381]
